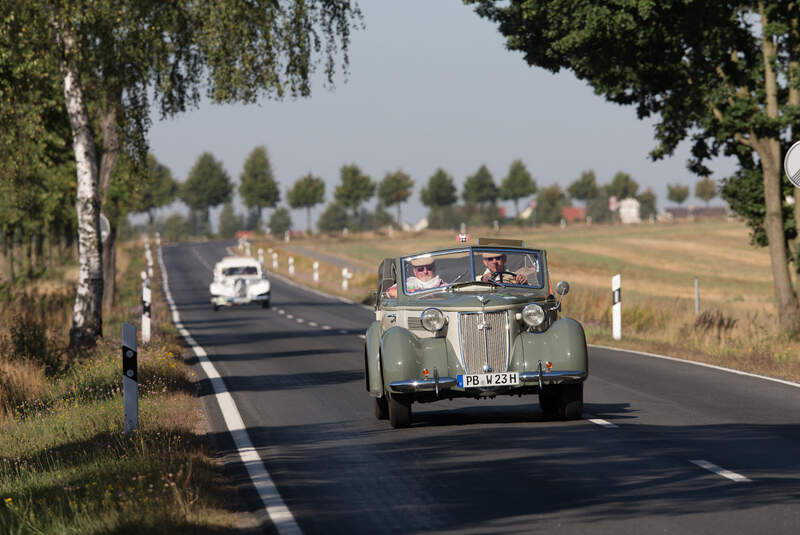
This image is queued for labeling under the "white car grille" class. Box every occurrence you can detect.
[458,311,510,374]
[234,278,248,297]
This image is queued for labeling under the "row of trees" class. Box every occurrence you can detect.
[0,0,361,348]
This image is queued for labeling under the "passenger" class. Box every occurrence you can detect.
[386,255,445,297]
[478,252,528,284]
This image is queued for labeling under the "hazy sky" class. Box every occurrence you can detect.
[147,0,735,229]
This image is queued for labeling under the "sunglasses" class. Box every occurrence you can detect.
[484,255,504,262]
[413,264,435,272]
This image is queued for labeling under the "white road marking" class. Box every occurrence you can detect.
[690,459,751,482]
[296,318,304,324]
[586,415,618,428]
[339,329,348,334]
[308,322,318,327]
[322,325,331,330]
[277,309,285,315]
[286,314,294,319]
[590,344,800,389]
[158,244,302,535]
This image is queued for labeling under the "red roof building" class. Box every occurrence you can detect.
[561,206,586,223]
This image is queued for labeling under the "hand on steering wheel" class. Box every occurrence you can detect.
[486,270,527,284]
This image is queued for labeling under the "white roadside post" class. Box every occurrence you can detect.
[144,239,154,278]
[245,241,251,257]
[695,278,700,316]
[122,322,138,435]
[313,261,319,283]
[288,257,295,277]
[258,248,264,264]
[272,252,278,270]
[341,268,352,291]
[141,271,151,345]
[284,230,291,243]
[612,274,622,340]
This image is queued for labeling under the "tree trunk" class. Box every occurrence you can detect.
[102,224,117,309]
[1,232,8,282]
[6,230,15,282]
[99,104,120,311]
[57,25,103,348]
[396,203,402,227]
[35,232,45,274]
[24,233,33,279]
[306,207,312,234]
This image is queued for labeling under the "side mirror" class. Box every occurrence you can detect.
[556,281,570,296]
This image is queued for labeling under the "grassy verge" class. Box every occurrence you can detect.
[254,219,800,382]
[0,241,242,534]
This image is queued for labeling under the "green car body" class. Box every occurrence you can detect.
[364,242,588,428]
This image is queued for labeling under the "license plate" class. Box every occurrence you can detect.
[457,372,519,388]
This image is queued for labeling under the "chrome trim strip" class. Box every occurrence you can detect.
[389,377,458,393]
[520,371,587,384]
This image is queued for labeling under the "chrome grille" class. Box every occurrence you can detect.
[234,278,247,297]
[458,311,509,374]
[407,317,423,330]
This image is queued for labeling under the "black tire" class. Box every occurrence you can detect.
[538,387,559,416]
[387,392,412,428]
[261,300,270,309]
[539,383,583,419]
[212,303,220,311]
[560,383,584,420]
[373,396,388,420]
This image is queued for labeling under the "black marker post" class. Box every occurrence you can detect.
[122,322,138,434]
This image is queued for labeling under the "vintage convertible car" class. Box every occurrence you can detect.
[364,239,588,428]
[209,256,271,310]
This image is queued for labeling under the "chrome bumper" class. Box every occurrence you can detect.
[390,370,586,394]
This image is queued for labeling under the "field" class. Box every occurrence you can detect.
[257,218,800,382]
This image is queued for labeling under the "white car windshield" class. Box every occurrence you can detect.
[222,266,258,276]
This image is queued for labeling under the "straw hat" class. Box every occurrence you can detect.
[409,255,435,267]
[481,251,505,259]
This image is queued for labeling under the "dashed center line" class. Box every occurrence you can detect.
[286,314,294,319]
[296,318,304,324]
[587,416,618,428]
[308,322,318,327]
[277,309,285,315]
[690,460,751,482]
[322,325,331,330]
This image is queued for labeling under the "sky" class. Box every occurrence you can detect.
[146,0,735,230]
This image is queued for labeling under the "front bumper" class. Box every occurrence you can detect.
[212,293,270,306]
[389,369,586,394]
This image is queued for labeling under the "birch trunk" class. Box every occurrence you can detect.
[99,105,120,310]
[58,27,103,348]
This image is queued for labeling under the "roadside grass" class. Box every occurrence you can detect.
[0,241,242,534]
[254,218,800,382]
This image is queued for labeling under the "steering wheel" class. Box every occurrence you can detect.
[488,270,518,284]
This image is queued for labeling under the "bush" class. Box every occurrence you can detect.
[1,316,65,375]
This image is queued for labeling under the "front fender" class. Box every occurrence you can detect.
[365,321,382,396]
[380,327,450,391]
[511,317,588,376]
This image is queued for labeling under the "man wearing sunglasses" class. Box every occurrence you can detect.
[479,252,528,284]
[386,255,445,297]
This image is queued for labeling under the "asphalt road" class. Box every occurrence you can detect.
[162,241,800,534]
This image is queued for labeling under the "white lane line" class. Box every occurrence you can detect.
[296,318,305,324]
[690,460,751,483]
[286,314,294,319]
[158,244,302,535]
[590,344,800,390]
[586,415,618,428]
[339,329,348,334]
[308,322,318,327]
[322,325,331,330]
[277,309,285,315]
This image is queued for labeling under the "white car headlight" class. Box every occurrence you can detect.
[420,308,445,332]
[521,303,545,327]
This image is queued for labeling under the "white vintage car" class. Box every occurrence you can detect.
[209,256,271,310]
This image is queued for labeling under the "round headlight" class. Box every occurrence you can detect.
[521,303,546,327]
[420,308,446,332]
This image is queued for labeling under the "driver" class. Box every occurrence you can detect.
[478,252,528,284]
[386,255,445,297]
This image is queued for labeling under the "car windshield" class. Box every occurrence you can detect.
[222,266,258,276]
[400,248,543,294]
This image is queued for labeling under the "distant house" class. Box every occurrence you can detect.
[619,197,641,224]
[561,206,586,223]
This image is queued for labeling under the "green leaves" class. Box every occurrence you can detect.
[181,152,232,212]
[462,164,498,206]
[334,164,374,216]
[239,146,280,211]
[420,169,457,208]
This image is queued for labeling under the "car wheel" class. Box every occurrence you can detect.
[538,387,559,416]
[373,396,388,420]
[212,303,219,311]
[261,300,270,309]
[560,383,584,420]
[387,392,412,428]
